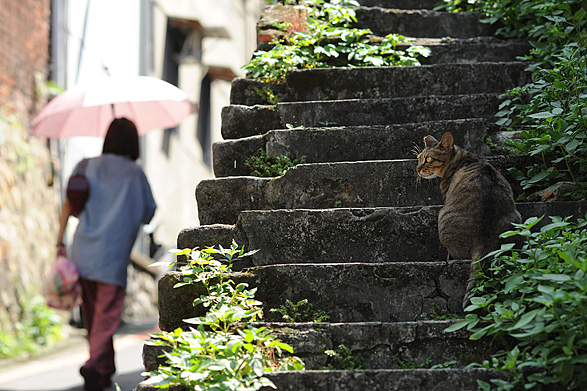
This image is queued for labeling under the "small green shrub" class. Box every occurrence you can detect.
[318,344,365,370]
[270,299,331,323]
[245,149,306,177]
[245,0,430,82]
[445,215,587,390]
[144,242,304,390]
[0,295,64,359]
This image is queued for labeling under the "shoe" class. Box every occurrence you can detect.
[80,366,104,391]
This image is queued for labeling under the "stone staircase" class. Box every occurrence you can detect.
[139,1,587,390]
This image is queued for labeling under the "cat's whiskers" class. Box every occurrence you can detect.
[411,142,422,156]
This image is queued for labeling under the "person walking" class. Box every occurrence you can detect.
[56,118,157,391]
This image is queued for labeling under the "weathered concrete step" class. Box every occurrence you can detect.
[137,368,507,391]
[263,321,491,369]
[354,8,496,38]
[414,37,529,65]
[158,261,470,331]
[222,94,503,140]
[230,62,527,106]
[199,156,539,225]
[145,320,492,371]
[179,201,587,266]
[263,368,508,391]
[213,119,491,178]
[256,5,495,42]
[357,0,438,9]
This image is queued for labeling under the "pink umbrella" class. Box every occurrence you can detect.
[31,76,197,138]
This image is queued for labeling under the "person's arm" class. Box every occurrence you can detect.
[57,199,73,257]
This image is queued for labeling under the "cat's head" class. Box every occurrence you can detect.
[416,132,455,179]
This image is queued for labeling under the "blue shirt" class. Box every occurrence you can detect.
[71,154,156,288]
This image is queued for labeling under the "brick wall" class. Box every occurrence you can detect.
[0,0,51,122]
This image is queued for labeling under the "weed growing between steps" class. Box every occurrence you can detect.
[445,216,587,390]
[254,87,279,105]
[270,299,331,322]
[244,0,431,82]
[438,0,587,200]
[245,149,307,177]
[143,242,304,390]
[317,344,366,370]
[425,302,462,321]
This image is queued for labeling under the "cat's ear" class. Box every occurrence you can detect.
[423,135,439,149]
[438,132,454,153]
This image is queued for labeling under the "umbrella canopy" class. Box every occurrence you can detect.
[31,76,196,138]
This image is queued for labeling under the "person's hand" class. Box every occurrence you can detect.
[57,243,67,257]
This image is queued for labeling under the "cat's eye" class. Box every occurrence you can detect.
[426,157,433,163]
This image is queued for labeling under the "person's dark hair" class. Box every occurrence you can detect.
[102,118,140,161]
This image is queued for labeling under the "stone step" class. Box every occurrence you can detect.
[414,37,529,65]
[263,368,508,391]
[158,261,471,330]
[230,62,527,106]
[261,321,492,369]
[212,118,492,178]
[199,156,538,225]
[137,368,507,391]
[354,7,496,38]
[142,319,495,389]
[357,0,438,9]
[258,36,529,65]
[178,201,587,267]
[221,94,503,140]
[147,319,492,371]
[256,5,495,43]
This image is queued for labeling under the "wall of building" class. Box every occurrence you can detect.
[144,0,263,245]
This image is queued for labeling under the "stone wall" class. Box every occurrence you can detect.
[0,120,162,329]
[0,120,59,333]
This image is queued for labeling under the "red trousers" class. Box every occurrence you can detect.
[80,278,126,381]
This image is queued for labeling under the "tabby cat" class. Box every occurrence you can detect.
[416,132,521,309]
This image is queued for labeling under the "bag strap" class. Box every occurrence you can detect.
[73,159,89,176]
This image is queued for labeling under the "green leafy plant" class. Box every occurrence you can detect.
[318,344,366,370]
[445,215,587,390]
[431,360,458,369]
[143,242,304,390]
[245,0,431,82]
[437,0,587,199]
[270,299,331,323]
[425,302,462,321]
[0,295,64,359]
[394,357,432,369]
[245,149,306,177]
[254,87,278,105]
[285,123,305,130]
